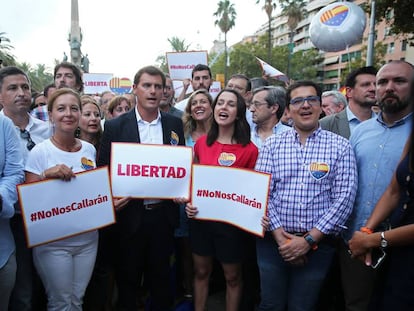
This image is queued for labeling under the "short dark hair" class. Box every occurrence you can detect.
[286,80,322,107]
[191,64,212,79]
[54,62,84,92]
[250,77,269,91]
[43,83,56,98]
[133,66,165,87]
[229,74,252,92]
[0,66,30,90]
[253,86,286,120]
[345,66,377,88]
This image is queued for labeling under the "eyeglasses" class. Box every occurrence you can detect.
[250,101,269,109]
[289,96,320,109]
[20,129,36,151]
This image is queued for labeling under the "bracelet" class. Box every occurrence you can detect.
[360,226,374,234]
[40,171,46,180]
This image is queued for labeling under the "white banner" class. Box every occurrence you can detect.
[18,167,115,247]
[83,73,113,94]
[167,51,208,80]
[191,165,270,236]
[209,81,222,99]
[110,143,193,199]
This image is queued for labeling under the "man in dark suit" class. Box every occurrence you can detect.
[319,66,377,139]
[98,66,185,311]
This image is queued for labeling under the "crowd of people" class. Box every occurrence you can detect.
[0,59,413,311]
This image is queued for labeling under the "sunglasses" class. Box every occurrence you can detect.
[20,129,36,151]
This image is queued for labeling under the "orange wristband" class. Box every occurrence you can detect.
[360,226,374,234]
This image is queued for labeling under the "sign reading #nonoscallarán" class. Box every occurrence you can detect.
[18,167,115,247]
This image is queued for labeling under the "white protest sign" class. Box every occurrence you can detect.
[110,143,192,199]
[83,73,113,94]
[209,81,222,99]
[167,51,208,80]
[18,167,115,247]
[191,165,270,236]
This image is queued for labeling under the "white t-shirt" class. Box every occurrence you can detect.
[25,138,97,245]
[25,139,96,175]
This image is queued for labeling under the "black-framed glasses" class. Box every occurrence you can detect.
[20,129,36,151]
[290,96,321,109]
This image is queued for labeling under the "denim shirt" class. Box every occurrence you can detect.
[0,115,24,268]
[343,112,413,241]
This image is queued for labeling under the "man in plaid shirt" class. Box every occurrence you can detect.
[255,80,358,311]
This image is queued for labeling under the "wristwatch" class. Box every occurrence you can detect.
[304,233,318,251]
[380,231,388,248]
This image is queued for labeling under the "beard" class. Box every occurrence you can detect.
[378,93,410,113]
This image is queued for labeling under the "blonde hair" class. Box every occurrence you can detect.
[182,89,213,138]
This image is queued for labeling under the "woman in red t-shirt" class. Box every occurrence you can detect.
[186,89,259,311]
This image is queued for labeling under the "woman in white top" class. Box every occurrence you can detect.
[25,88,98,311]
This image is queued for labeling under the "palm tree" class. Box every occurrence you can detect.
[256,0,277,62]
[0,32,16,66]
[214,0,237,83]
[156,37,191,72]
[168,36,191,52]
[280,0,307,78]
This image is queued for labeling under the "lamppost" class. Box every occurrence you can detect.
[366,0,376,66]
[286,31,294,79]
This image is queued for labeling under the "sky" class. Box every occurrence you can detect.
[1,0,268,79]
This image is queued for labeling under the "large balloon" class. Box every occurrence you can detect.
[309,1,366,52]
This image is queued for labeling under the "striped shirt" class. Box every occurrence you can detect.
[255,127,358,235]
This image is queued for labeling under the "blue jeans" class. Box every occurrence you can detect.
[256,232,335,311]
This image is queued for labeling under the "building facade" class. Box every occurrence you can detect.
[250,0,413,90]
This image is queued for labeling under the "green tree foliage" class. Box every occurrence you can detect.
[168,37,191,52]
[18,62,53,93]
[255,0,277,62]
[214,0,237,82]
[156,37,191,72]
[280,0,307,32]
[0,32,53,92]
[375,0,414,40]
[0,32,16,66]
[280,0,308,78]
[290,49,323,81]
[339,42,387,85]
[211,34,322,83]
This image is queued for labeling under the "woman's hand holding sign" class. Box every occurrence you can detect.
[41,164,75,182]
[185,203,198,218]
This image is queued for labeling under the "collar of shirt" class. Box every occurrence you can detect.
[292,125,322,144]
[134,106,161,125]
[346,106,376,123]
[376,111,412,128]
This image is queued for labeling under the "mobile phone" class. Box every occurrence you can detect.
[370,247,386,269]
